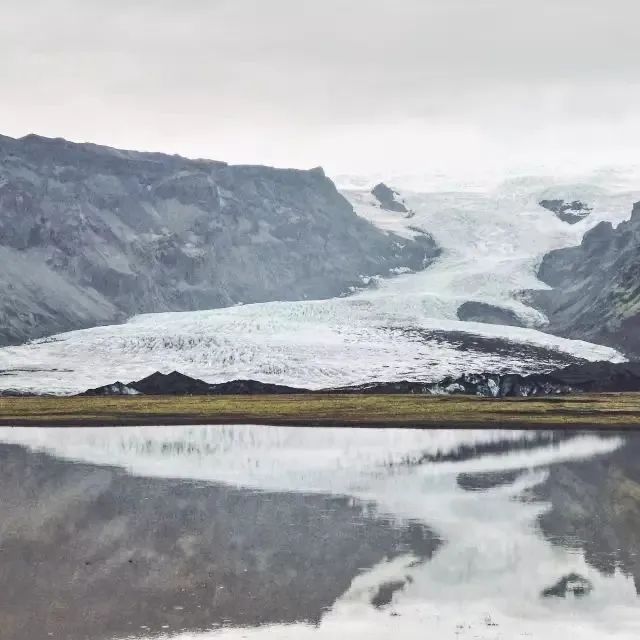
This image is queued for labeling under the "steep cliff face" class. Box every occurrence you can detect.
[0,134,438,345]
[534,201,640,357]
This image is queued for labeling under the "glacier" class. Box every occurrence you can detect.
[0,172,636,395]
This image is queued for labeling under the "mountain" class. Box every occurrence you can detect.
[534,201,640,357]
[0,134,438,345]
[1,168,630,396]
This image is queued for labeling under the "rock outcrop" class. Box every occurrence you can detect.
[541,573,593,598]
[539,199,592,224]
[0,134,438,345]
[371,182,412,215]
[534,201,640,357]
[456,301,525,327]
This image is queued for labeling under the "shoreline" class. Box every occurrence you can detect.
[1,393,640,430]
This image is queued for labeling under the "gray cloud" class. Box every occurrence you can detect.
[1,0,640,176]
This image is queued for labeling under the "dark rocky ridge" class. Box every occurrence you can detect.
[456,301,525,327]
[81,371,308,396]
[428,361,640,397]
[80,361,640,398]
[0,134,438,345]
[539,199,592,224]
[533,201,640,357]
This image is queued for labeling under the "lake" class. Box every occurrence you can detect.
[0,425,638,639]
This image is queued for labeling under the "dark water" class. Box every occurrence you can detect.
[0,426,638,639]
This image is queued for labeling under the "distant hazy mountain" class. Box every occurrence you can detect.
[0,134,438,345]
[534,201,640,357]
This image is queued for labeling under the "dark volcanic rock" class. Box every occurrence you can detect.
[541,573,593,598]
[338,361,640,397]
[533,201,640,357]
[433,361,640,397]
[541,360,640,391]
[456,301,525,327]
[539,199,592,224]
[129,371,216,395]
[333,380,438,394]
[82,381,140,396]
[371,182,411,214]
[0,134,438,346]
[82,361,640,398]
[202,379,307,394]
[370,580,407,608]
[81,371,309,396]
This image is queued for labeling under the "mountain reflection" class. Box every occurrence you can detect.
[0,443,437,640]
[536,433,640,594]
[0,426,638,640]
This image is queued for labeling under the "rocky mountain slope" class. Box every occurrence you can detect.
[0,134,438,345]
[534,201,640,357]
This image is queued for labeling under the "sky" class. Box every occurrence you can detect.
[2,0,640,180]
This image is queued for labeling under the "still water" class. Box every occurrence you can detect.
[0,426,639,639]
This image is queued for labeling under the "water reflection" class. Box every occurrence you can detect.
[536,435,640,594]
[0,426,638,639]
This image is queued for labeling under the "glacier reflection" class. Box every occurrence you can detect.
[0,426,638,640]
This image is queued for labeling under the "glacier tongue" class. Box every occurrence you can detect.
[0,175,634,395]
[0,296,624,396]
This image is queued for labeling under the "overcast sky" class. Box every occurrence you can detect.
[2,0,640,179]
